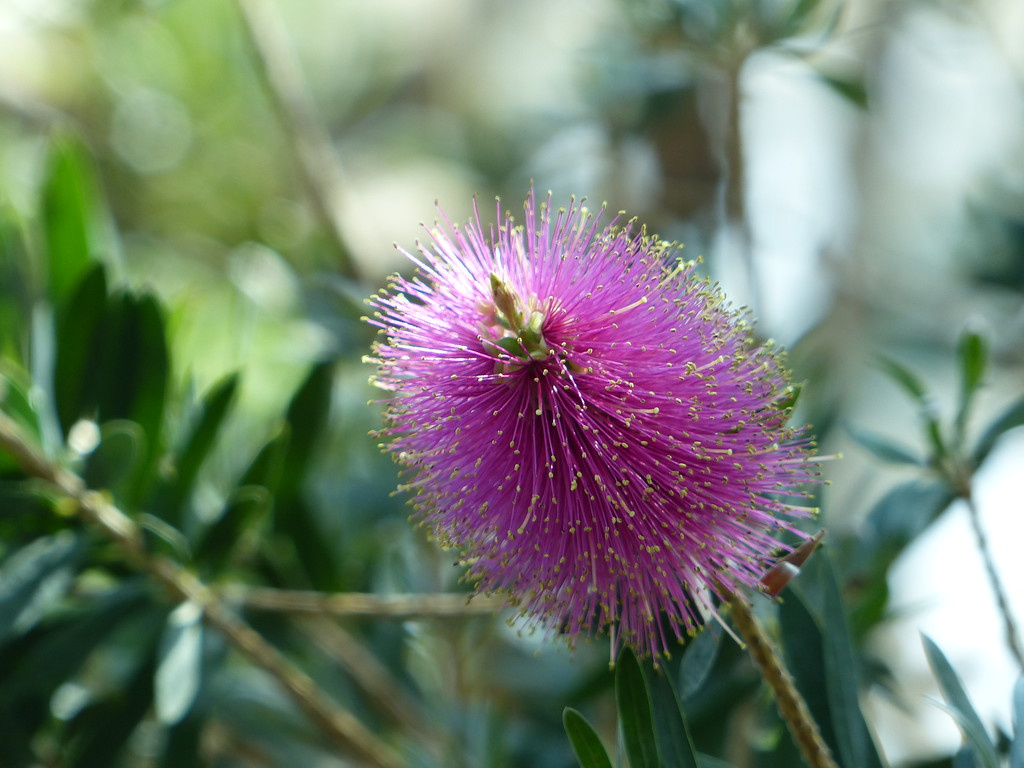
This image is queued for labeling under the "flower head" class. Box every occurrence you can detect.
[367,189,816,658]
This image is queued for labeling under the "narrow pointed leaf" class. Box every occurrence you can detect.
[41,135,102,306]
[956,330,988,427]
[0,532,81,643]
[922,635,998,768]
[953,746,978,768]
[847,425,923,466]
[616,647,660,768]
[1011,676,1024,768]
[679,621,723,700]
[53,264,108,435]
[877,356,928,402]
[155,600,204,726]
[644,665,699,768]
[157,373,239,526]
[778,589,841,761]
[278,362,334,499]
[563,708,613,768]
[972,396,1024,466]
[819,556,885,768]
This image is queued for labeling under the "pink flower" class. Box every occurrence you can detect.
[367,189,816,658]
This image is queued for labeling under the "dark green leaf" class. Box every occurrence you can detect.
[2,580,150,700]
[953,745,978,768]
[616,647,660,768]
[819,556,885,768]
[63,635,159,768]
[278,361,334,499]
[922,634,998,768]
[155,600,204,726]
[53,263,108,435]
[697,757,739,768]
[82,420,144,493]
[862,480,956,546]
[239,428,289,490]
[0,532,81,644]
[877,356,928,403]
[956,330,988,430]
[1011,676,1024,768]
[563,708,613,768]
[972,396,1024,466]
[156,373,239,527]
[0,363,44,474]
[643,665,700,768]
[97,292,169,449]
[270,363,338,588]
[41,135,102,306]
[847,425,924,466]
[778,590,841,761]
[679,621,724,700]
[194,485,272,576]
[0,215,30,362]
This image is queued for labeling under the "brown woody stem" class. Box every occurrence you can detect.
[728,593,840,768]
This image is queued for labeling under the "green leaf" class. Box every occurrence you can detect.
[82,420,144,493]
[155,600,204,726]
[778,590,841,761]
[278,361,334,499]
[563,708,613,768]
[0,214,30,362]
[847,425,924,466]
[156,373,239,527]
[270,363,338,588]
[818,555,885,768]
[63,631,159,768]
[53,263,108,435]
[953,745,978,768]
[697,757,739,768]
[922,634,999,768]
[956,330,988,432]
[41,135,103,306]
[98,292,168,448]
[877,356,928,403]
[643,665,700,768]
[972,396,1024,466]
[862,480,956,546]
[0,363,44,474]
[0,532,81,644]
[679,621,724,700]
[1011,676,1024,768]
[194,485,272,576]
[616,647,660,768]
[1,580,149,700]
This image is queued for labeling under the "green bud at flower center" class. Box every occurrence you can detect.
[487,273,550,363]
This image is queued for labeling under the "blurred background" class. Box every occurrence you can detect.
[1,0,1023,765]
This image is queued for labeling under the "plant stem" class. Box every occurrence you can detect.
[0,412,402,768]
[232,0,360,280]
[226,586,505,618]
[728,594,840,768]
[964,492,1024,672]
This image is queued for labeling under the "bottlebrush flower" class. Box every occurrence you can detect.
[366,189,816,659]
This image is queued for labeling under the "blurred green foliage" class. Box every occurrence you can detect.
[1,0,1024,766]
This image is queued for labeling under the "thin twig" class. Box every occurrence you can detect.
[299,617,436,741]
[728,594,840,768]
[0,412,402,768]
[227,586,505,618]
[232,0,360,280]
[964,492,1024,672]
